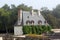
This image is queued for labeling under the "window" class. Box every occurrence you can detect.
[44,20,48,25]
[26,20,30,25]
[31,20,34,25]
[44,20,47,24]
[27,16,29,18]
[38,20,42,25]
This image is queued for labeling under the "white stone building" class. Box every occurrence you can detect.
[14,9,47,35]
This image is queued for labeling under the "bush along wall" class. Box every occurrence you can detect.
[22,25,52,35]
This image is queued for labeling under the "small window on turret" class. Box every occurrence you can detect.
[27,16,29,18]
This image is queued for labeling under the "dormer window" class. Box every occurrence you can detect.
[26,20,30,25]
[38,20,42,25]
[31,20,34,25]
[44,20,48,26]
[44,20,47,24]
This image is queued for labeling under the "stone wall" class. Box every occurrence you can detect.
[14,26,23,35]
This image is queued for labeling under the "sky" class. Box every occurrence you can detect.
[0,0,60,10]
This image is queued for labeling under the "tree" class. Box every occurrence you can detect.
[2,4,10,11]
[41,7,59,28]
[52,4,60,18]
[0,4,33,33]
[0,8,11,33]
[17,4,32,11]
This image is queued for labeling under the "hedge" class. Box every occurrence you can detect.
[22,25,52,34]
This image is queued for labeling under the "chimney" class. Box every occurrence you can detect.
[18,9,22,20]
[38,10,41,16]
[31,9,34,15]
[18,9,22,25]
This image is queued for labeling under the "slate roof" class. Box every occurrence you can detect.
[14,11,46,26]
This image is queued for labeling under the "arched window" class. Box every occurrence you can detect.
[44,20,48,26]
[38,20,42,25]
[26,20,30,25]
[31,20,34,25]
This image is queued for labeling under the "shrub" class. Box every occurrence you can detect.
[22,25,52,34]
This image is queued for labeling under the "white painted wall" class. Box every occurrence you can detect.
[0,37,3,40]
[14,26,23,35]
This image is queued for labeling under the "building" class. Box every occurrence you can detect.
[14,9,48,35]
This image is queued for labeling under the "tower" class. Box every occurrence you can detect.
[14,9,23,35]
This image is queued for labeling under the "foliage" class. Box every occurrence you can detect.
[17,4,32,11]
[41,6,60,28]
[23,25,52,34]
[2,4,10,11]
[0,4,32,33]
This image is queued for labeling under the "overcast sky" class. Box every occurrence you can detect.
[0,0,60,10]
